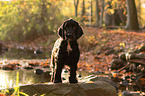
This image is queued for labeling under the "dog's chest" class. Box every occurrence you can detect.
[67,43,72,52]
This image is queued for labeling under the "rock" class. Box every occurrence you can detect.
[34,69,43,74]
[62,77,66,80]
[139,45,145,52]
[119,53,126,60]
[79,75,118,91]
[2,64,20,70]
[34,49,43,54]
[23,66,34,70]
[89,76,118,91]
[6,75,117,96]
[11,82,117,96]
[80,81,117,96]
[111,59,127,70]
[2,66,14,70]
[29,62,39,67]
[78,74,82,78]
[43,65,50,68]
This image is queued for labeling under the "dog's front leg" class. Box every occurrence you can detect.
[68,41,80,83]
[54,60,64,83]
[54,40,68,83]
[69,62,78,83]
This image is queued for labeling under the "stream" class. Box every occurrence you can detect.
[0,47,89,89]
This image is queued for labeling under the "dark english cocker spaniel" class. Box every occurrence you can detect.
[51,19,84,83]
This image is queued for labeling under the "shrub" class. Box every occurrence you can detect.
[0,0,66,42]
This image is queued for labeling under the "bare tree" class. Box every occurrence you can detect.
[74,0,79,17]
[81,0,86,22]
[89,0,93,25]
[95,0,100,26]
[100,0,104,26]
[126,0,139,30]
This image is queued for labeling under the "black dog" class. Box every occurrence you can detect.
[51,19,83,83]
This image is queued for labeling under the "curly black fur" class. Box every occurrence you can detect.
[51,19,83,83]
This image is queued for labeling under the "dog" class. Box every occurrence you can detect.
[51,19,83,83]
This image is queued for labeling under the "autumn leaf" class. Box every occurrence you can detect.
[119,43,125,47]
[110,9,115,14]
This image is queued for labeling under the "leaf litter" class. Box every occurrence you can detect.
[0,26,145,95]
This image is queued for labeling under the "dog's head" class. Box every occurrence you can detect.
[58,19,83,41]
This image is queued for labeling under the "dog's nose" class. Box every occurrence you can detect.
[67,33,73,36]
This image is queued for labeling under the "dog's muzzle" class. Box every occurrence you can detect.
[66,32,76,41]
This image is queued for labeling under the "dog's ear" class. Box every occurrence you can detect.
[76,23,84,39]
[58,24,65,39]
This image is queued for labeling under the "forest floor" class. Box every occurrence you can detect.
[1,26,145,95]
[79,27,145,71]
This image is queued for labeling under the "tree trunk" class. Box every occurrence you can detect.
[137,0,141,25]
[126,0,139,30]
[100,0,104,26]
[95,0,100,26]
[105,0,112,26]
[81,0,86,22]
[74,0,79,17]
[41,0,48,34]
[89,0,93,25]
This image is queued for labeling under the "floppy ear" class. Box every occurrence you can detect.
[76,23,84,39]
[58,24,65,39]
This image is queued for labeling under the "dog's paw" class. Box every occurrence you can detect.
[69,77,78,84]
[54,79,62,83]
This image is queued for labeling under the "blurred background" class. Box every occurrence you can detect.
[0,0,144,42]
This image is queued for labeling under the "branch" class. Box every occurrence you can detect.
[129,59,145,65]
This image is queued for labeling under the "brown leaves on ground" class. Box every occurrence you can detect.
[78,27,145,73]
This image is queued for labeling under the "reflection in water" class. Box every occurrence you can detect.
[0,47,51,89]
[0,69,51,89]
[0,47,90,90]
[0,72,10,89]
[0,68,89,89]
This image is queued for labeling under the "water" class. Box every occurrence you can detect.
[1,48,51,59]
[0,68,89,89]
[0,69,51,90]
[0,47,52,89]
[0,47,90,90]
